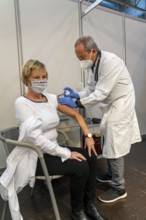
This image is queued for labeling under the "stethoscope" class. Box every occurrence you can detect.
[93,50,101,81]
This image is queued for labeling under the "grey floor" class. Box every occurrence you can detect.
[0,140,146,220]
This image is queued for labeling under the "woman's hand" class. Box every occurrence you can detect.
[70,151,86,161]
[84,137,97,157]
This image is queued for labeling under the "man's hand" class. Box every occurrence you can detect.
[64,87,80,100]
[58,97,78,108]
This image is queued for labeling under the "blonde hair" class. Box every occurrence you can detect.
[21,59,48,85]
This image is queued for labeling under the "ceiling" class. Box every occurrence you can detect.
[112,0,146,10]
[107,0,146,12]
[84,0,146,19]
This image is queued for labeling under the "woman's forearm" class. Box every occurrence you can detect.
[57,103,90,135]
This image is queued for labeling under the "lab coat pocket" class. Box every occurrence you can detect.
[99,105,111,132]
[102,120,132,158]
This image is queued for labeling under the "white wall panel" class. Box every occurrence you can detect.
[125,17,146,135]
[19,0,81,95]
[0,0,21,168]
[0,0,20,129]
[83,6,123,58]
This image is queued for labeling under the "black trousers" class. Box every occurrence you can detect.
[36,147,97,212]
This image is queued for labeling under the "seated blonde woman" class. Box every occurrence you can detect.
[0,60,106,220]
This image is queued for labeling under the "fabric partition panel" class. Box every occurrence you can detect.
[0,0,20,168]
[19,0,81,95]
[81,6,123,120]
[0,0,20,129]
[125,17,146,135]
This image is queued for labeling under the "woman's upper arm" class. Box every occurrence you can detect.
[57,103,79,118]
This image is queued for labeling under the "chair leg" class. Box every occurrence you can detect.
[39,157,61,220]
[1,201,8,220]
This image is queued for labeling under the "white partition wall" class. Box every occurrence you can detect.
[125,17,146,134]
[19,0,81,95]
[0,0,21,129]
[0,0,21,168]
[83,7,124,58]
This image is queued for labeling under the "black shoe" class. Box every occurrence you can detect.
[98,188,127,203]
[96,174,112,183]
[84,202,107,220]
[71,210,89,220]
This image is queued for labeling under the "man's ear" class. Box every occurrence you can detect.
[92,49,97,54]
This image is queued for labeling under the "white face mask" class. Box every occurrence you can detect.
[31,80,47,94]
[79,60,93,70]
[79,50,93,70]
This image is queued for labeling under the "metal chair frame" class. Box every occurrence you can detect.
[0,126,64,220]
[30,129,72,196]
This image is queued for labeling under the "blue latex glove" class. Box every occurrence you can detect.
[64,87,80,100]
[58,97,78,108]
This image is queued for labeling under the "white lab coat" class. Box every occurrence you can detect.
[0,118,39,220]
[78,51,141,158]
[0,115,71,220]
[0,146,37,220]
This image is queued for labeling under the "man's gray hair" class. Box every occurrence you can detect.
[74,36,99,52]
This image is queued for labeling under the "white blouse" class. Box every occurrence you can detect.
[15,92,71,161]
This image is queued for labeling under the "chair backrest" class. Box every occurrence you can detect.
[0,127,19,155]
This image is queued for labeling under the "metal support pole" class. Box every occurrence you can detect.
[78,0,86,146]
[78,1,84,86]
[82,0,103,18]
[14,0,24,95]
[122,12,126,65]
[78,0,83,37]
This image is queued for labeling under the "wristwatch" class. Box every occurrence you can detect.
[84,133,92,138]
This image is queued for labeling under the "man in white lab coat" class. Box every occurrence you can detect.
[58,36,141,203]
